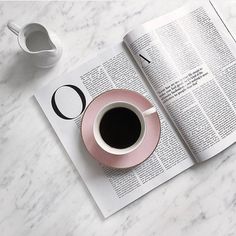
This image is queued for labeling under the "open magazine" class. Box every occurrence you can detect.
[35,0,236,217]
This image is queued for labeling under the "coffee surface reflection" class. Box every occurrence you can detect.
[99,107,141,149]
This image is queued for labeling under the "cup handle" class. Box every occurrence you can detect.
[7,21,21,35]
[142,107,156,117]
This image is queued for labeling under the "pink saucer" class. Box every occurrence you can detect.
[81,89,161,168]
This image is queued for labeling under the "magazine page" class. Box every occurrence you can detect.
[124,0,236,162]
[35,43,194,218]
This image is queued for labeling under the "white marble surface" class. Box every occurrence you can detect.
[1,0,236,235]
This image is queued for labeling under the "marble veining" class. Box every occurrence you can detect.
[1,0,236,235]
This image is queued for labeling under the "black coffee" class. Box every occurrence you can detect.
[99,107,141,149]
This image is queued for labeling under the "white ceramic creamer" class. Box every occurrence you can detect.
[7,21,63,68]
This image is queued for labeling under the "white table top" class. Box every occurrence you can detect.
[1,0,236,235]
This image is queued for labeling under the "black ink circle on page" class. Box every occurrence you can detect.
[51,84,86,120]
[99,107,141,149]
